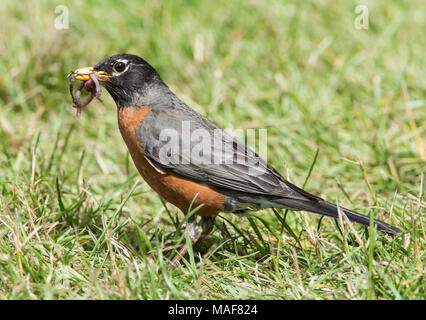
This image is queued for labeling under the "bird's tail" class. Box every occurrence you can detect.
[273,198,401,235]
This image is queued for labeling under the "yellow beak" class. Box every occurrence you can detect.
[70,67,111,81]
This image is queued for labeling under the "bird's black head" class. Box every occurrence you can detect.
[93,54,165,107]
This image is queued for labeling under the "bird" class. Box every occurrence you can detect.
[71,53,401,264]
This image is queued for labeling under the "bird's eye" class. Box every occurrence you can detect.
[113,61,126,73]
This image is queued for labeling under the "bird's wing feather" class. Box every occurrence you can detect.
[136,102,321,202]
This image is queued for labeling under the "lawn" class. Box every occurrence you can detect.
[0,0,424,299]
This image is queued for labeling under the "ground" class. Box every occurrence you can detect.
[0,0,424,299]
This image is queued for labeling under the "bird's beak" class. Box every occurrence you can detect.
[69,67,111,81]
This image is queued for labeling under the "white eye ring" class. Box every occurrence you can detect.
[112,59,129,75]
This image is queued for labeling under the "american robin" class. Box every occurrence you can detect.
[71,54,401,264]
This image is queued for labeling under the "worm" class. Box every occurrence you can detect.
[68,71,102,118]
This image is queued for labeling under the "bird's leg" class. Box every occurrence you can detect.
[170,215,200,266]
[170,216,215,266]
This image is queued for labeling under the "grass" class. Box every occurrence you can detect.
[0,0,424,299]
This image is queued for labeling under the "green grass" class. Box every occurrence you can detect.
[0,0,424,299]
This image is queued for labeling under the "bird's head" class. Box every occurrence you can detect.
[72,53,164,107]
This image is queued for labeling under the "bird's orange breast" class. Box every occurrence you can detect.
[117,106,225,216]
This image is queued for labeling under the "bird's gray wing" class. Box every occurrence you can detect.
[136,103,321,202]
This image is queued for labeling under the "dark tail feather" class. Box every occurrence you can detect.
[274,199,401,235]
